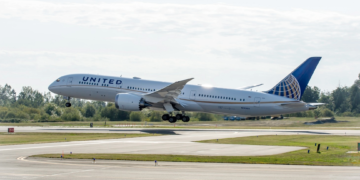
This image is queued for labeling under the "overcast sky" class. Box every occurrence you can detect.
[1,0,360,94]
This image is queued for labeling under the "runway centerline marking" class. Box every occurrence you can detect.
[0,140,193,151]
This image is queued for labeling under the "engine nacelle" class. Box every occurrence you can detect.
[115,93,150,111]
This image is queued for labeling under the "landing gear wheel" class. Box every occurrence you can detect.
[175,114,183,120]
[182,116,190,122]
[168,116,177,123]
[256,116,260,120]
[65,102,71,107]
[162,114,170,121]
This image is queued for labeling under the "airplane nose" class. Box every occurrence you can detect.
[48,83,55,92]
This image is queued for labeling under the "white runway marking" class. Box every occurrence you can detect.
[0,140,192,152]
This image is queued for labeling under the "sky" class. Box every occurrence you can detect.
[1,0,360,94]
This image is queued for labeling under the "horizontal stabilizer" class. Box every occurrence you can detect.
[308,103,325,106]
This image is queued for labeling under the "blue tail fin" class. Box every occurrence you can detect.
[265,57,321,100]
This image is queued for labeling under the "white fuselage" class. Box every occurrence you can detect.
[48,74,309,117]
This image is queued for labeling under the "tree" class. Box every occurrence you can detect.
[51,95,67,107]
[318,91,333,110]
[355,74,360,88]
[149,111,162,122]
[61,107,82,121]
[321,108,334,117]
[349,85,360,113]
[44,103,62,116]
[332,87,349,113]
[196,113,216,121]
[100,103,130,121]
[301,86,320,102]
[0,84,16,106]
[129,112,143,121]
[17,86,44,108]
[70,98,86,107]
[43,92,53,104]
[83,103,96,117]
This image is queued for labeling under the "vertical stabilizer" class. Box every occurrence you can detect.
[265,57,321,100]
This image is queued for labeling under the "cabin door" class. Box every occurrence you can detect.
[67,77,73,86]
[190,90,197,100]
[254,97,261,107]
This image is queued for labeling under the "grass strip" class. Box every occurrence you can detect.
[0,132,160,146]
[2,117,360,129]
[32,135,360,166]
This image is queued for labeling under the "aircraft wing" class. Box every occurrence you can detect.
[143,78,194,104]
[238,83,263,90]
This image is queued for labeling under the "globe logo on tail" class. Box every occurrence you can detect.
[267,74,301,100]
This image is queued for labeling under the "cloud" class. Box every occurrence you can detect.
[0,1,360,92]
[2,0,359,59]
[1,1,359,36]
[111,36,133,40]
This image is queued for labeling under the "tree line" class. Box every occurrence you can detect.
[0,73,359,122]
[289,73,360,118]
[0,85,219,122]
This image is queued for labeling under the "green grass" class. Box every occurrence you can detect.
[32,135,360,166]
[2,117,360,130]
[0,132,160,146]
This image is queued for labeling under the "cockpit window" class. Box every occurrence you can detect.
[56,79,60,82]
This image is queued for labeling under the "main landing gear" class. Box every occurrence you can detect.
[162,113,190,123]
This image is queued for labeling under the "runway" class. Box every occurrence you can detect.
[1,127,360,179]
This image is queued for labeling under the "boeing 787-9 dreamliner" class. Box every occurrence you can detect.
[48,57,323,123]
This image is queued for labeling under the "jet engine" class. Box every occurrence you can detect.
[115,93,151,111]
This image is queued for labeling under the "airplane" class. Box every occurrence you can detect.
[48,57,323,123]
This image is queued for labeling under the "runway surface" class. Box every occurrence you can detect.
[1,127,360,179]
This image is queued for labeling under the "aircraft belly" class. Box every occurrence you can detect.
[195,102,308,116]
[177,100,204,112]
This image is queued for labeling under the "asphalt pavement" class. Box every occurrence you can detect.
[1,127,360,180]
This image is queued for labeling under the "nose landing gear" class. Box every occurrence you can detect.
[64,96,72,107]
